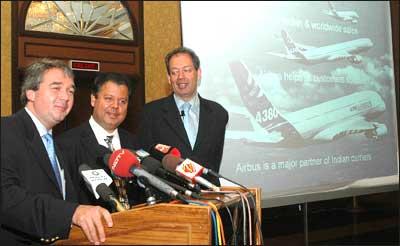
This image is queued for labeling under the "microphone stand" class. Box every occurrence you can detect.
[138,176,157,205]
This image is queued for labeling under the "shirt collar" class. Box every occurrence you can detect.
[89,116,118,137]
[174,93,200,113]
[25,107,51,137]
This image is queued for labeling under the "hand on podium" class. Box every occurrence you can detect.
[72,205,113,245]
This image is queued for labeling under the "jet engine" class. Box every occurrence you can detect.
[348,55,362,64]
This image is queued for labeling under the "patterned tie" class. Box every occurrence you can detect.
[104,135,130,210]
[43,133,62,192]
[182,102,196,149]
[104,135,115,151]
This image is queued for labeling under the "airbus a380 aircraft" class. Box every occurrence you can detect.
[323,1,359,24]
[227,61,388,145]
[267,30,373,65]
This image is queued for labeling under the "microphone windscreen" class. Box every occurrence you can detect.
[169,148,181,158]
[162,154,181,172]
[78,163,92,173]
[140,156,162,174]
[108,149,140,178]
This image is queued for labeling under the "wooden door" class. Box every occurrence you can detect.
[12,1,144,135]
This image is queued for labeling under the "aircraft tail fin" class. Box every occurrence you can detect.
[228,60,295,134]
[281,30,305,59]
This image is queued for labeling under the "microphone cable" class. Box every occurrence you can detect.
[213,175,264,245]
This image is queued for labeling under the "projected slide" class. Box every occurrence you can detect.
[181,1,398,205]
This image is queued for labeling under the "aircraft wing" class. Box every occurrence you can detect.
[313,116,385,141]
[327,51,353,61]
[266,51,302,60]
[294,43,316,50]
[226,129,284,143]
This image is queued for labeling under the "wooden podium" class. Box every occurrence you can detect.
[57,187,261,245]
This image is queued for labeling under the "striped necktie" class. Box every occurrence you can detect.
[104,135,115,151]
[43,133,62,192]
[104,135,130,210]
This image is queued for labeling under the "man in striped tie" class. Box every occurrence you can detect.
[56,72,143,211]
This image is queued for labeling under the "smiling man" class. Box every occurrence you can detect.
[138,47,229,186]
[56,72,143,212]
[1,58,113,245]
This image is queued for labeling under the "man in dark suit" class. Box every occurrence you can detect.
[57,72,144,211]
[1,58,112,245]
[138,47,229,185]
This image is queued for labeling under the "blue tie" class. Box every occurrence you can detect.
[182,102,196,149]
[43,133,62,191]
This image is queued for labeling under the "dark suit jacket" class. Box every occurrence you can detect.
[56,122,144,211]
[138,94,229,185]
[1,109,79,245]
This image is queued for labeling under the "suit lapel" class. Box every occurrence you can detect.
[18,110,63,196]
[194,96,214,151]
[80,123,109,158]
[162,95,192,148]
[119,129,130,149]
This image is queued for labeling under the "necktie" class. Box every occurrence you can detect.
[182,102,196,149]
[104,135,115,151]
[43,133,62,192]
[104,135,130,210]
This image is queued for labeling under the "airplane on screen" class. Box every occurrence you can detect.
[227,60,387,145]
[323,1,359,24]
[267,30,373,65]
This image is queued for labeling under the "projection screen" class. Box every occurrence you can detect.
[181,1,399,207]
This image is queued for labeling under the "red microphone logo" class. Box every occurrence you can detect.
[182,162,196,173]
[110,149,125,172]
[108,149,139,178]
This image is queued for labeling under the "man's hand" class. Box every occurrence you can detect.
[72,205,113,245]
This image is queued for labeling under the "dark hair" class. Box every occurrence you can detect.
[164,46,200,74]
[20,58,74,105]
[91,72,133,97]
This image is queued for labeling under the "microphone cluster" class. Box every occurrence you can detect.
[79,143,231,207]
[78,143,262,245]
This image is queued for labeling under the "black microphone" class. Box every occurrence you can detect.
[161,177,202,199]
[180,110,185,117]
[79,164,126,212]
[135,149,201,193]
[136,151,201,198]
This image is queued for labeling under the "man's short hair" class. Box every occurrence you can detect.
[91,72,133,97]
[164,46,200,74]
[20,58,74,105]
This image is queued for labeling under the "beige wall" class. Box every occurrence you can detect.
[143,1,181,103]
[0,1,181,116]
[1,1,12,116]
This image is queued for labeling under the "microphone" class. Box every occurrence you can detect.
[149,143,181,162]
[135,149,202,198]
[135,149,200,192]
[162,154,220,191]
[137,176,157,205]
[107,149,186,202]
[180,110,185,117]
[161,178,201,199]
[79,164,126,212]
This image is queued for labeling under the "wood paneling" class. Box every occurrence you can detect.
[14,1,144,135]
